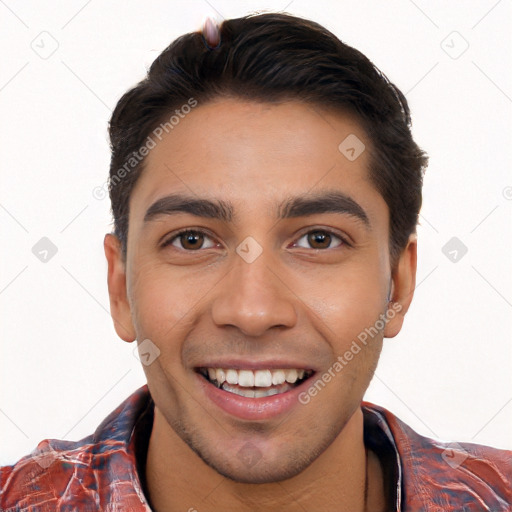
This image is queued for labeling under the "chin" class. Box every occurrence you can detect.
[188,432,332,485]
[205,457,309,484]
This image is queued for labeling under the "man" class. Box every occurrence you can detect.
[1,12,511,512]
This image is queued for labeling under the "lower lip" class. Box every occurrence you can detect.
[196,372,314,421]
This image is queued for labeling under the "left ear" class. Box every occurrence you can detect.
[384,234,417,338]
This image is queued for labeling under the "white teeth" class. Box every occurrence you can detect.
[254,370,272,387]
[215,368,226,384]
[225,369,238,385]
[271,370,286,385]
[223,383,255,398]
[238,370,254,387]
[285,369,298,384]
[203,367,312,389]
[222,382,285,398]
[253,387,281,398]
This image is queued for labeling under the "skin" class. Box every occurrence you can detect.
[104,98,417,511]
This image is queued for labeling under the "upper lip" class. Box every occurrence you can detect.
[195,360,317,371]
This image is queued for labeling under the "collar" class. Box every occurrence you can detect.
[362,402,403,511]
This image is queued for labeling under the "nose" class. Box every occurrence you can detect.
[211,250,298,337]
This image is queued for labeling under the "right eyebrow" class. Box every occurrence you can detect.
[143,194,233,224]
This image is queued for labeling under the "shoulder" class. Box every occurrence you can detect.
[362,401,512,511]
[1,386,153,512]
[1,435,110,511]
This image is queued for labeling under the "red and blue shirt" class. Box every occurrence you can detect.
[1,385,511,511]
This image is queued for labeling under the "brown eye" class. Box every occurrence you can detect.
[163,230,216,251]
[309,231,331,249]
[295,229,344,250]
[180,231,204,250]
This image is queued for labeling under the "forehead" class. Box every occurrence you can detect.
[128,99,383,225]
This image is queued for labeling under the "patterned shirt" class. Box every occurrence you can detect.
[1,385,511,511]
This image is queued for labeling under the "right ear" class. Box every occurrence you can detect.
[103,233,137,343]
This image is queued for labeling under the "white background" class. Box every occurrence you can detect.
[1,0,511,466]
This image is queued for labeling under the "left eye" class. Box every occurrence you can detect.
[293,230,344,250]
[166,230,217,251]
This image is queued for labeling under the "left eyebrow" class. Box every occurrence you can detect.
[277,191,370,228]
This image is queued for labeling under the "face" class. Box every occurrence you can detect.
[105,98,416,484]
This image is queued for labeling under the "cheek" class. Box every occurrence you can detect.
[297,261,388,346]
[128,262,202,343]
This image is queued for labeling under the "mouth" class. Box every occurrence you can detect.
[196,367,315,398]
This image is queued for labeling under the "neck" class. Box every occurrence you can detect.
[144,406,380,512]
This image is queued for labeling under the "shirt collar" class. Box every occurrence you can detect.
[362,402,403,511]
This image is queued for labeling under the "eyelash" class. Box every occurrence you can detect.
[161,227,351,251]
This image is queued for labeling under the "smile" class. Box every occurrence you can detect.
[198,367,314,398]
